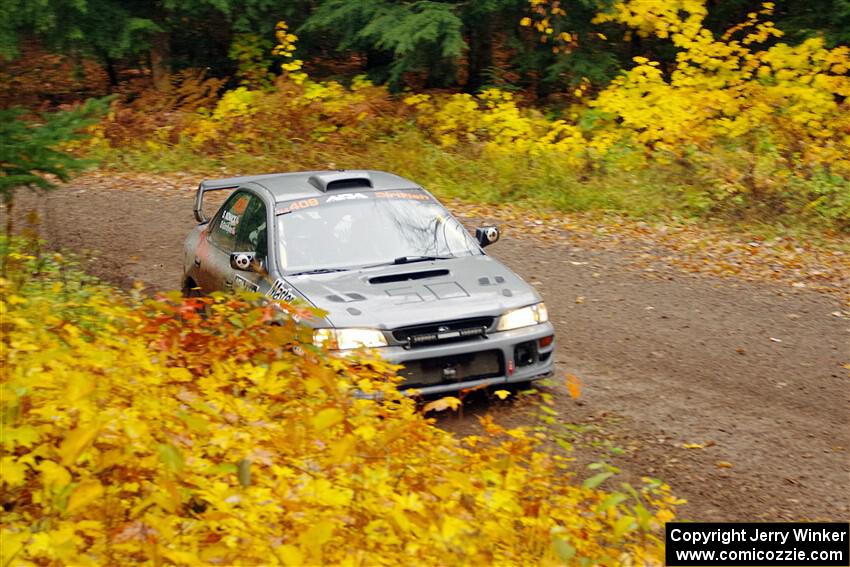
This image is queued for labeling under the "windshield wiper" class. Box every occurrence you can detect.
[359,255,453,270]
[287,267,350,276]
[392,255,453,264]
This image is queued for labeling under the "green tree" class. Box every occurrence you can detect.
[302,0,467,88]
[703,0,850,46]
[0,0,305,90]
[458,0,524,92]
[300,0,617,93]
[0,0,158,87]
[0,99,106,244]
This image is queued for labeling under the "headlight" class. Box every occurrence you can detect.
[496,302,548,331]
[313,328,388,350]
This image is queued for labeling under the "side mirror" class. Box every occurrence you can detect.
[230,252,264,272]
[475,226,500,248]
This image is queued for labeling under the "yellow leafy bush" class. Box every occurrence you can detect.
[176,22,399,153]
[592,2,850,160]
[178,74,397,153]
[405,90,588,167]
[1,243,677,565]
[408,0,850,221]
[187,87,264,147]
[590,0,850,212]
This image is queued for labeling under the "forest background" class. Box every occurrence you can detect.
[2,0,849,232]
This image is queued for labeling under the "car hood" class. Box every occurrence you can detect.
[286,255,540,329]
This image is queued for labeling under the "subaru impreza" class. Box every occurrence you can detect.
[183,170,554,394]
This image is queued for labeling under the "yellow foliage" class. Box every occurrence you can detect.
[273,21,307,86]
[590,0,850,178]
[178,25,392,151]
[87,10,850,224]
[405,89,589,167]
[1,242,677,564]
[514,0,850,213]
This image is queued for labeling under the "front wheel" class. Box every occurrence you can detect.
[182,278,203,298]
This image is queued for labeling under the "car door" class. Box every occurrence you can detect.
[197,190,256,293]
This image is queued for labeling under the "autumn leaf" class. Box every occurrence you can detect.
[312,408,344,431]
[0,531,27,567]
[157,443,184,473]
[552,538,576,562]
[422,396,462,413]
[300,520,335,560]
[237,459,252,487]
[582,472,614,489]
[494,390,511,400]
[459,383,488,396]
[566,374,582,400]
[0,457,27,487]
[66,480,104,514]
[276,545,304,567]
[58,424,100,466]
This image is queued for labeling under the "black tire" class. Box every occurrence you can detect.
[182,279,203,298]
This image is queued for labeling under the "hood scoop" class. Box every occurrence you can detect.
[369,269,449,285]
[325,292,366,303]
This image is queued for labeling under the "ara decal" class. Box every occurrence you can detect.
[326,192,368,202]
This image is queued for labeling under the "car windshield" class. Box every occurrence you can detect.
[276,191,481,273]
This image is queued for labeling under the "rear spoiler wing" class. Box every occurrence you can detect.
[194,182,237,223]
[193,173,289,223]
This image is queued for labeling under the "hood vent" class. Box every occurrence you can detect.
[369,269,449,285]
[326,293,367,303]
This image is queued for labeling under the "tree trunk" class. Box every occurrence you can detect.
[365,49,393,72]
[150,31,171,91]
[103,55,119,91]
[464,19,493,93]
[363,49,394,84]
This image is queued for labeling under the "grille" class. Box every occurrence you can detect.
[399,350,503,387]
[392,317,494,348]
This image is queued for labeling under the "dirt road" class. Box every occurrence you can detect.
[13,175,849,522]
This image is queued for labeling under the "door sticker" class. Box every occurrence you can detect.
[220,210,240,235]
[267,279,296,302]
[234,274,259,292]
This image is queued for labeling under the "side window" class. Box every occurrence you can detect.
[209,192,252,251]
[235,195,268,262]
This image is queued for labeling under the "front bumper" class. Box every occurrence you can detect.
[380,322,556,396]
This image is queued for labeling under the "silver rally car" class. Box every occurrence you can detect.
[183,170,555,395]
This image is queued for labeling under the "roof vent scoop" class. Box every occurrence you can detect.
[308,171,373,192]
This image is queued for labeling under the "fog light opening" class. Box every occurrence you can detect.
[514,341,537,368]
